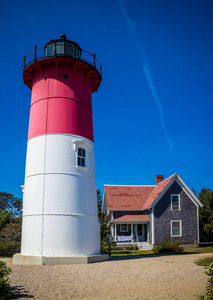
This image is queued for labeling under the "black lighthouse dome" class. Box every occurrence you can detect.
[44,34,82,59]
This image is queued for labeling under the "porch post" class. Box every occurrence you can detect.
[147,223,149,242]
[131,223,133,242]
[111,224,114,237]
[115,224,117,242]
[136,224,138,242]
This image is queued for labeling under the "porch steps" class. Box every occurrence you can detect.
[138,242,152,250]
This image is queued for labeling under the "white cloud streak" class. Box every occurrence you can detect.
[118,0,173,151]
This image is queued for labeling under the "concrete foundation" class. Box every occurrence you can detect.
[13,253,109,265]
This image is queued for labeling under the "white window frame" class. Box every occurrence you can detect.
[171,194,180,211]
[73,140,92,171]
[120,224,128,232]
[171,220,182,237]
[77,147,86,167]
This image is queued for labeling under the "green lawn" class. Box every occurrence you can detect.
[1,248,213,259]
[110,247,213,257]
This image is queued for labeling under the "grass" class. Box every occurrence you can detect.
[1,248,213,259]
[111,249,154,256]
[184,248,213,254]
[110,247,213,257]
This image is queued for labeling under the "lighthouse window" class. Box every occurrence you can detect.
[73,139,91,171]
[78,148,86,167]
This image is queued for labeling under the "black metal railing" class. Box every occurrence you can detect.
[23,43,102,76]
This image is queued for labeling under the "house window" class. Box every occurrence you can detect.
[78,148,86,167]
[171,194,180,211]
[171,220,182,237]
[120,224,128,232]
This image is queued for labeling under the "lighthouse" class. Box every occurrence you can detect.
[13,34,108,265]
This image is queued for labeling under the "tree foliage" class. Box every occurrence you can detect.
[198,188,213,243]
[0,223,22,242]
[0,192,22,221]
[0,212,10,231]
[0,192,22,257]
[97,190,109,241]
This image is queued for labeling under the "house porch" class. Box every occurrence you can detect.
[109,221,152,250]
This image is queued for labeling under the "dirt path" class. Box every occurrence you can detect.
[2,253,212,300]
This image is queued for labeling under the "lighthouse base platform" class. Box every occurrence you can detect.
[13,253,109,265]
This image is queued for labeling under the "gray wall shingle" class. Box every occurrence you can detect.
[154,181,198,244]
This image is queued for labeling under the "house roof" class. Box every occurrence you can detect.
[110,215,149,223]
[103,173,203,212]
[104,185,155,210]
[145,174,175,207]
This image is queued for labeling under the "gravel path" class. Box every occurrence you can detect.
[2,253,212,300]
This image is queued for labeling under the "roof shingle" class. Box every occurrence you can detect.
[144,174,175,207]
[104,174,176,210]
[110,215,149,222]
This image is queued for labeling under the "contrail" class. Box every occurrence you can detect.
[118,0,173,151]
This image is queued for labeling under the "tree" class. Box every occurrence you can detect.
[0,192,22,221]
[0,212,10,231]
[97,190,109,240]
[0,192,22,257]
[198,188,213,242]
[0,223,22,243]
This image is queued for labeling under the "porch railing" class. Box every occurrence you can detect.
[112,235,137,242]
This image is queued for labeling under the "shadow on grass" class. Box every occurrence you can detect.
[10,286,34,299]
[195,256,213,266]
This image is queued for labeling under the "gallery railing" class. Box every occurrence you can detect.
[23,43,102,76]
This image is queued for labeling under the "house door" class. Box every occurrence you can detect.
[138,224,143,241]
[137,224,148,242]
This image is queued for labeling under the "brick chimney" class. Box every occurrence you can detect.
[156,175,164,185]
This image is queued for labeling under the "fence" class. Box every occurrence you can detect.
[194,240,213,250]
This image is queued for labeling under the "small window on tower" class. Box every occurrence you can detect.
[78,148,86,167]
[73,139,92,171]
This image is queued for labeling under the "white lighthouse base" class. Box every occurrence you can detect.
[13,253,109,265]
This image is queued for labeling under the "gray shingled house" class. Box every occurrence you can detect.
[102,173,203,250]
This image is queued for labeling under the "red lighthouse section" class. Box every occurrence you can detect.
[23,37,101,142]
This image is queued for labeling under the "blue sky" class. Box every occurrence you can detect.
[0,0,212,199]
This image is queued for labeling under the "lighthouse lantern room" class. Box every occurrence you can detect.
[13,34,108,265]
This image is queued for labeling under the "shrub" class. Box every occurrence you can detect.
[0,261,12,299]
[111,241,117,247]
[0,222,22,257]
[0,242,21,257]
[101,241,108,253]
[153,241,184,254]
[200,262,213,300]
[101,241,139,253]
[0,223,22,242]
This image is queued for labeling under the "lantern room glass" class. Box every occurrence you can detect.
[44,41,81,58]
